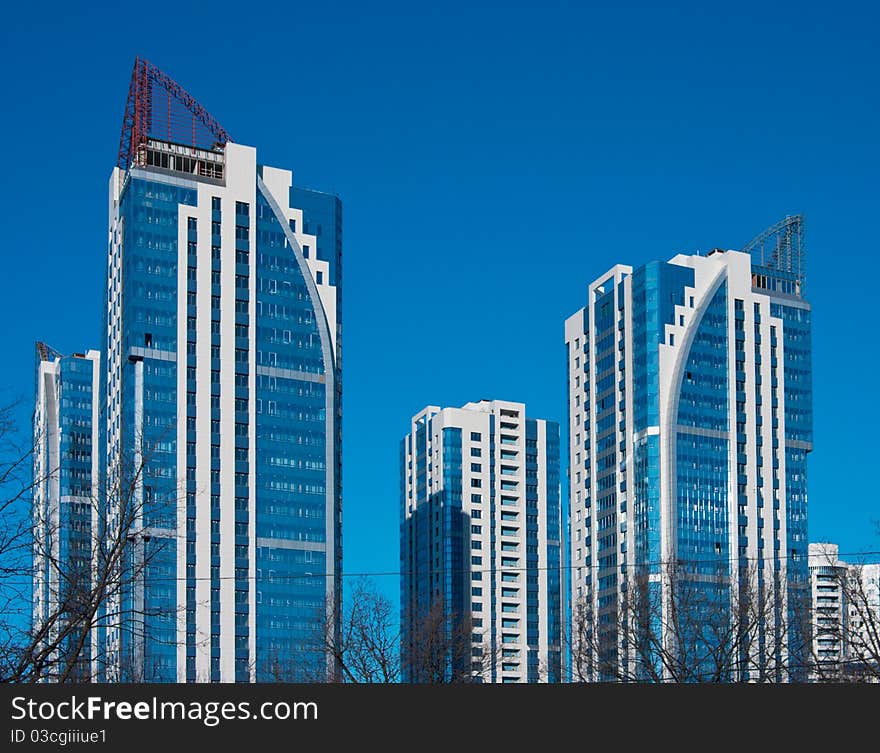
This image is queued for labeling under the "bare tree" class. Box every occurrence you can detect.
[333,577,400,683]
[316,577,401,683]
[838,563,880,681]
[807,554,880,683]
[568,560,809,683]
[0,400,42,682]
[255,577,397,684]
[277,579,501,684]
[402,596,501,683]
[0,407,184,684]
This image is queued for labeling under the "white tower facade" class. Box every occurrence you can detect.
[401,400,562,682]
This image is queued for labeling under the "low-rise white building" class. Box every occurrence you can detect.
[808,542,880,680]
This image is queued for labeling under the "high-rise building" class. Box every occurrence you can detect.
[102,58,341,682]
[400,400,563,683]
[809,542,880,680]
[32,343,101,681]
[565,217,812,681]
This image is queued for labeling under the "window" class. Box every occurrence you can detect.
[303,244,310,258]
[470,432,481,441]
[212,197,221,211]
[471,463,481,472]
[235,201,249,217]
[316,271,324,284]
[470,447,481,457]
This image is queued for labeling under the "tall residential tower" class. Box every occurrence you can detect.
[565,217,812,681]
[103,59,342,682]
[33,344,101,681]
[400,400,563,683]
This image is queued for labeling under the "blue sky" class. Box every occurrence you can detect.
[1,0,878,603]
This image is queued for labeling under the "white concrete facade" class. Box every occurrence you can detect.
[105,140,339,682]
[565,250,794,680]
[32,347,101,680]
[809,542,880,679]
[401,399,563,683]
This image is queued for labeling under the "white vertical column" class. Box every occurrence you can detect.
[192,200,212,682]
[88,350,101,680]
[175,205,189,682]
[248,195,258,684]
[621,274,635,676]
[219,191,237,682]
[131,357,145,678]
[536,418,549,678]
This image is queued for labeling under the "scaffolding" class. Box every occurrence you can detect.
[117,57,232,171]
[741,214,806,293]
[35,341,63,362]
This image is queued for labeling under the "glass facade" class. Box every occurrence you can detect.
[568,238,812,682]
[104,143,341,683]
[541,421,563,682]
[400,421,470,682]
[254,188,331,680]
[33,350,99,681]
[674,281,729,571]
[770,300,812,674]
[115,176,192,682]
[401,403,562,683]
